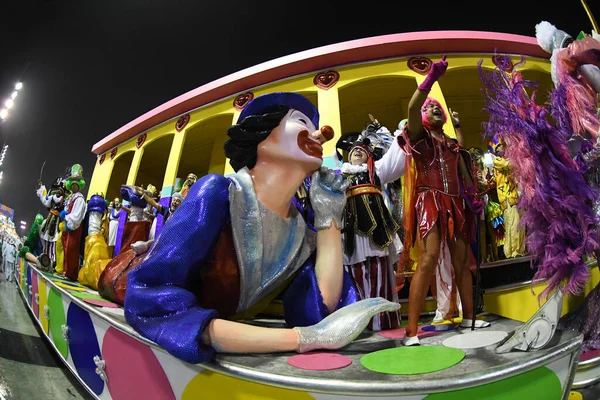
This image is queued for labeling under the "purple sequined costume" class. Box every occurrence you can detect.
[125,174,358,364]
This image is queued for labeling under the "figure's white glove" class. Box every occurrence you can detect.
[294,298,401,353]
[309,167,350,230]
[131,240,154,256]
[37,185,47,198]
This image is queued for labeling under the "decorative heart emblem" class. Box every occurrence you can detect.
[136,133,147,149]
[99,154,106,165]
[233,92,254,110]
[407,57,432,75]
[492,55,514,73]
[313,71,340,90]
[175,114,190,132]
[110,148,118,160]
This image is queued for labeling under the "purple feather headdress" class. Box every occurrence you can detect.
[478,55,599,299]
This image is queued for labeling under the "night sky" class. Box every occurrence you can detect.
[0,0,597,233]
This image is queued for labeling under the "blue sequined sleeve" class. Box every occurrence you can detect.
[282,255,358,327]
[125,174,231,364]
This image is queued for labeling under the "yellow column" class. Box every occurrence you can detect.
[126,149,143,186]
[208,132,228,175]
[223,111,241,176]
[86,161,110,200]
[161,132,186,194]
[317,87,342,158]
[413,76,456,139]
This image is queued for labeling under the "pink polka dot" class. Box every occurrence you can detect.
[378,326,437,339]
[82,298,120,308]
[102,327,175,400]
[287,352,352,370]
[580,349,600,362]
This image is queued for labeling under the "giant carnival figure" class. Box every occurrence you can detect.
[58,164,87,281]
[336,117,405,331]
[123,92,399,364]
[530,21,600,353]
[478,46,600,352]
[37,173,67,269]
[398,56,488,346]
[78,194,111,290]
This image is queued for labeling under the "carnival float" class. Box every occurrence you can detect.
[15,12,600,399]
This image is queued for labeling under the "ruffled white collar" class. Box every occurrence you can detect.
[341,163,368,174]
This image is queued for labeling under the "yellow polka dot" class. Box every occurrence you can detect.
[54,281,87,291]
[182,370,314,400]
[39,279,49,334]
[569,391,583,400]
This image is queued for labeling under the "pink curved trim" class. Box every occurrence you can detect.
[92,31,547,155]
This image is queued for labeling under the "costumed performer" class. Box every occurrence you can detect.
[179,173,198,198]
[124,92,400,364]
[535,22,600,229]
[338,124,404,331]
[531,22,600,353]
[431,108,469,324]
[389,119,409,241]
[479,55,598,300]
[492,141,525,258]
[133,189,183,254]
[107,198,122,257]
[37,174,67,268]
[118,184,151,255]
[399,55,489,346]
[142,184,159,222]
[141,186,182,241]
[58,164,87,281]
[482,139,506,260]
[79,194,111,290]
[138,189,183,239]
[20,213,44,259]
[19,213,51,270]
[535,21,600,146]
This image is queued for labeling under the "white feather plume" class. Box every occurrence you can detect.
[535,21,557,53]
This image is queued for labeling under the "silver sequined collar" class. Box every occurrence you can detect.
[229,168,313,313]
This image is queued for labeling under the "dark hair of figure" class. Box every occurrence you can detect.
[223,105,290,172]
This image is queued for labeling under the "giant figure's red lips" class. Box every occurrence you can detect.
[297,130,323,159]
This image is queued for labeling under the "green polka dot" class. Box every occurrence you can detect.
[48,288,68,359]
[360,346,465,375]
[425,366,562,400]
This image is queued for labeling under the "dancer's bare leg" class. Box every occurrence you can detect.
[449,237,474,320]
[406,226,441,337]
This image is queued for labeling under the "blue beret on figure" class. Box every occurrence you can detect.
[88,194,108,214]
[237,92,319,128]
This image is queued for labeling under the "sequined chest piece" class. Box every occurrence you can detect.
[229,168,315,313]
[414,135,461,196]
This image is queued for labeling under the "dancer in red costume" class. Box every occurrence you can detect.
[398,56,489,346]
